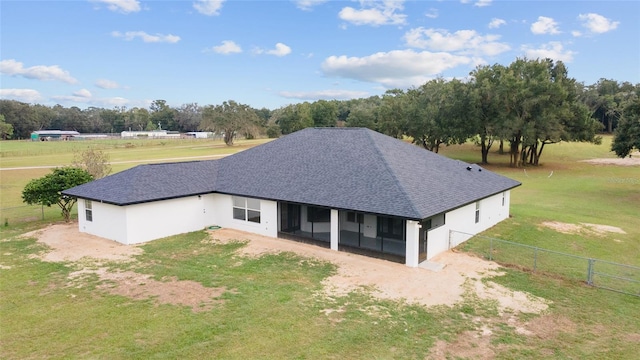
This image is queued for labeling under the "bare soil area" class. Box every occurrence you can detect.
[580,151,640,166]
[540,221,626,237]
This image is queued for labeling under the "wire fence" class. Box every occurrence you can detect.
[0,205,64,226]
[450,230,640,297]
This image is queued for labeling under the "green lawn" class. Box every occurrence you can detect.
[1,135,639,359]
[0,138,272,222]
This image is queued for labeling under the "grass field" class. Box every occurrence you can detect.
[1,135,639,359]
[0,137,271,223]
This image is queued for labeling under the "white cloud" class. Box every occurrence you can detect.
[321,49,472,88]
[279,89,369,101]
[91,0,141,14]
[521,41,575,62]
[474,0,492,7]
[213,40,242,54]
[73,89,92,98]
[95,79,120,89]
[578,13,619,34]
[255,43,292,57]
[531,16,561,35]
[0,89,42,103]
[193,0,224,16]
[0,59,78,84]
[111,31,180,43]
[339,1,407,26]
[294,0,328,11]
[50,91,131,107]
[267,43,292,56]
[403,28,510,56]
[571,30,582,37]
[425,8,438,19]
[488,18,506,29]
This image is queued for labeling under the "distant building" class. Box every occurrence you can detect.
[184,132,213,139]
[30,130,80,141]
[120,130,180,139]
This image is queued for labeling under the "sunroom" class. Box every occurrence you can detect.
[277,202,408,262]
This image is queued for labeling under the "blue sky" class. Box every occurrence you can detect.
[1,0,638,110]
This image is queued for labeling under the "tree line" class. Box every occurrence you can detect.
[2,58,639,164]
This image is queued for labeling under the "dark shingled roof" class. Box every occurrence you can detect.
[63,160,218,205]
[63,128,520,219]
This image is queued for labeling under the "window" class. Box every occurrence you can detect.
[307,206,330,222]
[502,191,506,207]
[232,196,261,223]
[377,216,405,240]
[85,199,93,222]
[475,201,480,223]
[346,212,364,224]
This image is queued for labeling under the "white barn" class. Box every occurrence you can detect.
[64,128,520,267]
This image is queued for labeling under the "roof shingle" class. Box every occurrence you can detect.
[63,128,520,219]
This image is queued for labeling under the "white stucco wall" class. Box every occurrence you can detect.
[124,195,214,244]
[419,191,512,261]
[211,194,277,238]
[77,200,128,243]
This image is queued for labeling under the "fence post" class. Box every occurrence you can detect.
[587,258,595,285]
[534,247,538,272]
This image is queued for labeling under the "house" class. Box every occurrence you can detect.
[63,127,520,267]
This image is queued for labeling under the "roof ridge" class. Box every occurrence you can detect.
[366,130,422,219]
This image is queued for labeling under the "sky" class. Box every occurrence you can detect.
[1,0,638,110]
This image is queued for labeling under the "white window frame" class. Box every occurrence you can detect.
[232,196,261,223]
[85,199,93,222]
[502,191,506,207]
[475,201,480,223]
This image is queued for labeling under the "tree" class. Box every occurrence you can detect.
[174,103,202,132]
[611,98,640,157]
[0,114,14,140]
[274,102,313,135]
[405,79,473,153]
[22,167,93,222]
[200,100,261,145]
[72,147,112,179]
[378,89,407,139]
[150,100,177,131]
[469,64,508,164]
[100,108,126,133]
[310,100,337,127]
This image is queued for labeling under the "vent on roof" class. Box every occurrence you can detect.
[466,166,472,171]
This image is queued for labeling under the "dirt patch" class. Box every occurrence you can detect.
[69,268,228,312]
[524,314,577,340]
[428,330,495,360]
[541,221,626,237]
[22,223,142,262]
[22,223,230,312]
[580,152,640,166]
[209,228,549,313]
[474,280,549,315]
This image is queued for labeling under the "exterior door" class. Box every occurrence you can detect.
[418,228,428,262]
[418,219,431,262]
[281,203,301,232]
